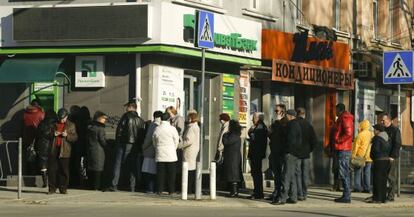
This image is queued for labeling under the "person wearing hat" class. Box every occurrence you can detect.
[273,109,302,205]
[48,108,78,194]
[86,111,108,190]
[368,124,392,203]
[109,100,146,192]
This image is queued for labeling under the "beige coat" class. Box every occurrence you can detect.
[179,122,200,171]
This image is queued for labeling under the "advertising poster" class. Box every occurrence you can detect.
[222,74,235,118]
[239,71,250,127]
[75,56,105,87]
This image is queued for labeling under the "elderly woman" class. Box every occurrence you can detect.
[178,112,200,194]
[86,111,108,190]
[222,120,242,197]
[248,113,268,199]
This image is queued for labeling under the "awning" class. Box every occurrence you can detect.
[0,58,64,83]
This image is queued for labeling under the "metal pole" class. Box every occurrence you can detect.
[195,48,206,200]
[210,162,216,200]
[18,137,22,200]
[182,162,189,200]
[397,84,401,197]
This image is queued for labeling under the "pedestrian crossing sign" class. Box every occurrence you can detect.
[195,10,214,49]
[383,51,414,84]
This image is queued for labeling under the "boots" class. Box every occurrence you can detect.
[41,170,48,188]
[229,182,238,197]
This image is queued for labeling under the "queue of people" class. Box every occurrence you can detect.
[22,99,401,205]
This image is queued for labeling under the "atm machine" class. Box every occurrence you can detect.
[30,82,60,112]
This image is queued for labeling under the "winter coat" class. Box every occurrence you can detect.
[370,132,391,160]
[269,116,288,157]
[179,122,200,171]
[222,131,241,182]
[285,118,302,158]
[171,115,185,136]
[153,121,180,162]
[296,117,318,159]
[51,120,78,158]
[334,111,354,151]
[142,119,161,158]
[87,121,107,171]
[116,111,146,147]
[216,121,229,153]
[23,105,45,146]
[384,125,402,159]
[247,122,268,160]
[36,117,56,163]
[352,120,373,162]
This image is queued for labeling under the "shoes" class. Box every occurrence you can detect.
[353,189,362,193]
[59,189,67,194]
[334,197,351,203]
[229,182,238,197]
[387,197,395,202]
[367,200,382,204]
[364,196,373,202]
[298,196,306,201]
[105,187,118,192]
[271,199,285,205]
[248,194,264,200]
[48,189,56,195]
[286,198,297,204]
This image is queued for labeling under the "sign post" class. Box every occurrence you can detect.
[383,50,414,197]
[195,10,214,200]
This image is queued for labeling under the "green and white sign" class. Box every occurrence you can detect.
[75,56,105,87]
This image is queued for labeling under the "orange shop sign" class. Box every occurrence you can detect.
[262,29,350,71]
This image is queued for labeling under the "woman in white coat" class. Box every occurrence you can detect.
[179,112,200,194]
[153,112,180,195]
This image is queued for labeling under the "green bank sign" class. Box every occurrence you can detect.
[184,14,257,52]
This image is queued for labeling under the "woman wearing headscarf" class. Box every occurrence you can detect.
[222,120,242,197]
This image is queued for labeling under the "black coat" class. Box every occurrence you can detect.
[116,111,146,147]
[36,118,56,163]
[222,132,241,182]
[269,116,288,157]
[371,132,391,160]
[296,117,318,159]
[248,122,268,160]
[87,121,107,171]
[285,119,302,158]
[384,125,402,158]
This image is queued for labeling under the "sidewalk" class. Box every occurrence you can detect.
[1,186,414,209]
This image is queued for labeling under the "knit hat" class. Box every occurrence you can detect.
[57,108,68,120]
[286,109,297,117]
[373,124,385,132]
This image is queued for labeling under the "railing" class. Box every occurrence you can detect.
[0,138,22,199]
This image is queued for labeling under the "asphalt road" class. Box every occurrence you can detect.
[1,203,414,217]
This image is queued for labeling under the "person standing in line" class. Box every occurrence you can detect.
[333,103,354,203]
[178,111,200,194]
[48,108,78,194]
[272,110,302,205]
[36,110,57,188]
[268,104,288,201]
[86,111,108,191]
[352,120,373,193]
[368,124,391,203]
[153,112,180,195]
[247,113,268,199]
[78,106,91,187]
[222,120,242,197]
[108,100,146,192]
[23,99,45,175]
[295,107,318,201]
[380,113,401,202]
[214,113,230,190]
[142,111,163,193]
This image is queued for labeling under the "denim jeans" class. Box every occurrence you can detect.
[280,154,298,202]
[337,150,351,200]
[111,143,143,191]
[296,158,310,199]
[354,162,371,191]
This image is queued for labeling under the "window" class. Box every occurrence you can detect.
[296,0,302,20]
[373,0,378,39]
[333,0,341,29]
[251,0,259,10]
[390,0,401,43]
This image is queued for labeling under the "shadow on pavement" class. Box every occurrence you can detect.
[0,186,46,195]
[279,210,348,217]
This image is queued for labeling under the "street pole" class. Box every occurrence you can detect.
[18,137,22,200]
[397,84,401,197]
[195,48,205,200]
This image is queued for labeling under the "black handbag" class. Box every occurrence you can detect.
[26,141,37,163]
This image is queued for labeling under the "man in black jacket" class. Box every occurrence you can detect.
[269,104,288,202]
[272,109,302,205]
[295,107,318,201]
[108,100,146,192]
[380,113,401,202]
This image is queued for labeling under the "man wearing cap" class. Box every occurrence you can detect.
[48,108,78,194]
[109,100,146,192]
[272,109,302,205]
[333,103,354,203]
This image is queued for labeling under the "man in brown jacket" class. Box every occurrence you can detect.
[48,108,78,194]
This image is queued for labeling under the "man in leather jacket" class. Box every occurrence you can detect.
[108,100,145,192]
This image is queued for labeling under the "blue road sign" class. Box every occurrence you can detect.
[196,10,214,49]
[383,51,414,84]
